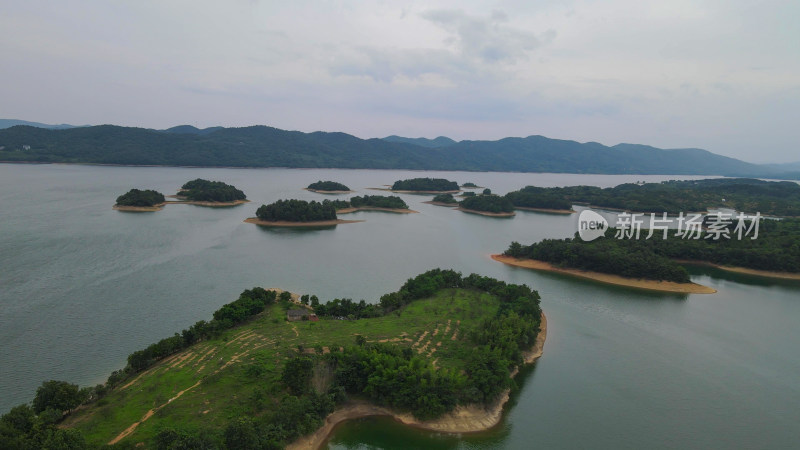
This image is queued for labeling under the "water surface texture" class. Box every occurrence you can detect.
[0,164,798,449]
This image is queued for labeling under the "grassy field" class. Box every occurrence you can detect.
[63,288,500,447]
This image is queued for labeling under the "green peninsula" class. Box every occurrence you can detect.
[2,270,545,449]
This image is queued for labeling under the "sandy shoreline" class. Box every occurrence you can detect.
[456,207,516,217]
[337,206,418,214]
[113,203,166,212]
[492,255,716,294]
[423,201,459,207]
[243,217,364,227]
[674,259,800,280]
[304,188,355,194]
[515,206,575,215]
[288,313,547,450]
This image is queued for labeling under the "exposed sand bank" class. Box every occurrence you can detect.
[456,208,516,217]
[112,203,165,212]
[288,313,547,450]
[304,188,355,194]
[674,259,800,281]
[337,206,419,214]
[492,255,716,294]
[244,217,364,227]
[515,206,575,215]
[423,201,458,207]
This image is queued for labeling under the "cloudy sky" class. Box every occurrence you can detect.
[1,0,797,162]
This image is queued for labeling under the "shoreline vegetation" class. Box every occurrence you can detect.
[305,188,354,194]
[424,201,459,207]
[112,203,166,212]
[244,217,363,227]
[114,188,166,211]
[515,206,575,214]
[289,313,548,450]
[503,178,800,217]
[370,177,462,194]
[306,181,353,194]
[492,255,716,294]
[369,187,461,194]
[457,207,516,217]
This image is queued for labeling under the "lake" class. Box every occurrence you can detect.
[1,164,798,449]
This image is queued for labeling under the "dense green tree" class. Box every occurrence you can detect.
[282,357,314,395]
[349,195,408,209]
[391,178,459,191]
[459,195,514,213]
[431,193,457,204]
[180,179,246,202]
[115,189,165,207]
[32,380,84,414]
[256,199,336,222]
[307,180,350,191]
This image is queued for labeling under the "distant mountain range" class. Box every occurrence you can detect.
[0,119,88,130]
[0,121,796,179]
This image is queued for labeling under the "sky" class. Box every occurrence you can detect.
[1,0,798,163]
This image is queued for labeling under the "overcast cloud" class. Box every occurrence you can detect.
[1,0,797,162]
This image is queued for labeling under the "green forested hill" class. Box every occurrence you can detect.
[0,124,791,177]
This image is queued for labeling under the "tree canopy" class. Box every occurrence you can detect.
[307,180,350,191]
[180,178,246,202]
[505,179,800,216]
[115,189,165,207]
[255,199,337,222]
[349,195,408,209]
[391,178,459,191]
[459,195,514,213]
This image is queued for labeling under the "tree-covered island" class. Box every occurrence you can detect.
[306,180,352,193]
[246,199,361,227]
[496,218,800,292]
[334,195,416,213]
[425,193,459,206]
[504,186,575,213]
[3,270,546,449]
[458,194,516,217]
[388,177,460,193]
[176,178,248,205]
[113,189,166,211]
[505,178,800,216]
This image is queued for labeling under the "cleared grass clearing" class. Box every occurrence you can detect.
[64,288,498,447]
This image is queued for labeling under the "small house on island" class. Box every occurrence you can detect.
[287,309,318,322]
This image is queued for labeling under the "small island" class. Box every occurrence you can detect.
[424,193,459,207]
[335,195,418,214]
[461,182,483,189]
[16,270,546,449]
[374,177,460,194]
[113,189,166,211]
[172,178,249,206]
[305,180,354,194]
[457,194,516,217]
[504,186,575,214]
[246,199,363,227]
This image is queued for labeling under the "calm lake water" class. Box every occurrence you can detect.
[1,164,798,449]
